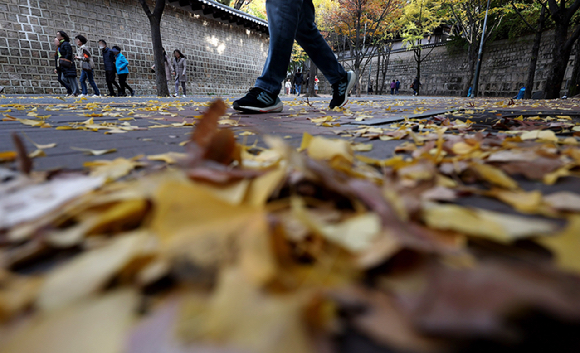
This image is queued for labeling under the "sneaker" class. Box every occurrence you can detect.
[78,94,85,98]
[329,71,356,109]
[92,94,100,97]
[233,87,283,113]
[182,95,186,98]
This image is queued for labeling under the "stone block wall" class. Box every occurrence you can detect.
[0,0,269,95]
[319,30,575,98]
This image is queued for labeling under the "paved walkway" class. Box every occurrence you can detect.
[2,94,579,218]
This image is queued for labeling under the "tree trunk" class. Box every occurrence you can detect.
[380,48,391,95]
[415,47,422,90]
[306,61,318,97]
[524,6,545,99]
[568,39,580,97]
[462,43,478,97]
[150,17,170,97]
[139,0,169,97]
[375,49,381,95]
[545,23,574,99]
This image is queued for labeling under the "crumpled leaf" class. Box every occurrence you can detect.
[147,152,188,164]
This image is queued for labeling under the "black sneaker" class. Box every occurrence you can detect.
[329,71,356,109]
[233,87,283,113]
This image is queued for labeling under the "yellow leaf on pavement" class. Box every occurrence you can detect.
[304,135,353,163]
[537,216,580,274]
[0,151,17,162]
[146,152,188,164]
[2,290,137,353]
[489,189,544,213]
[38,232,151,311]
[521,130,558,141]
[84,158,138,182]
[71,147,117,156]
[470,163,519,190]
[423,203,557,242]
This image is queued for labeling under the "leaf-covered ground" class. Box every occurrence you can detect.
[1,95,580,353]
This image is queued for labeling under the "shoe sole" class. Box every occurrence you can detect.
[234,102,284,113]
[339,71,357,107]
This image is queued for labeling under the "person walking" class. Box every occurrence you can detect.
[390,80,396,95]
[412,77,422,96]
[171,49,187,97]
[294,70,303,96]
[74,35,100,97]
[56,31,80,96]
[53,37,72,95]
[98,39,121,97]
[314,75,319,95]
[285,80,292,95]
[151,47,173,89]
[395,79,400,95]
[233,0,355,113]
[112,46,134,97]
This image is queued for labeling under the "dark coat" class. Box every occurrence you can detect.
[413,78,421,90]
[101,47,116,72]
[294,72,303,85]
[58,41,77,77]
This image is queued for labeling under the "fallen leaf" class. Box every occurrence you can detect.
[544,192,580,212]
[423,203,557,242]
[0,151,16,163]
[38,231,151,311]
[470,163,518,190]
[2,290,138,353]
[71,147,117,156]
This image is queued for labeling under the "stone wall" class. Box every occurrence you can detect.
[0,0,269,95]
[319,30,575,98]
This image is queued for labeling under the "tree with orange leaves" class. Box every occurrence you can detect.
[321,0,403,96]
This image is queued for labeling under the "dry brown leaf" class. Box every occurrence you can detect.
[190,99,226,147]
[543,192,580,212]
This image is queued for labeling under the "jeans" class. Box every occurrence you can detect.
[105,70,121,96]
[295,84,301,95]
[255,0,346,95]
[57,71,72,94]
[80,70,101,96]
[175,78,186,96]
[62,75,79,95]
[118,73,133,96]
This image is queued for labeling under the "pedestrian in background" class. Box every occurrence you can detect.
[395,79,400,95]
[53,37,72,95]
[112,46,135,97]
[390,80,396,95]
[98,39,121,97]
[314,75,319,94]
[74,35,100,97]
[151,47,172,88]
[172,49,187,97]
[294,70,303,96]
[285,79,291,95]
[412,77,422,96]
[56,31,79,96]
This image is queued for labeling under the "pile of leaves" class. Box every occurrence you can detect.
[1,100,580,353]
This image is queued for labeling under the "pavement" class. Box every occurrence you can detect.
[1,93,580,217]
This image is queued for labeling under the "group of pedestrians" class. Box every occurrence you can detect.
[390,80,401,95]
[54,31,134,97]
